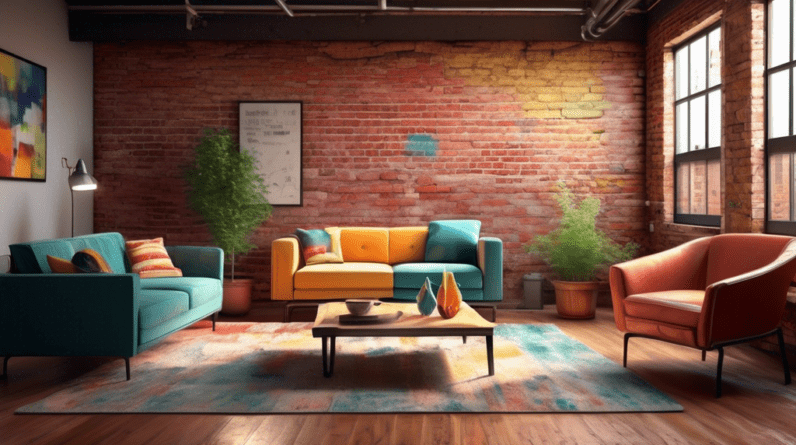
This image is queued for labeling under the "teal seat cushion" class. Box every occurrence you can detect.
[393,262,483,290]
[138,289,189,330]
[140,277,221,309]
[424,220,481,266]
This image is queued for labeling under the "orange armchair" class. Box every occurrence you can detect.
[609,233,796,397]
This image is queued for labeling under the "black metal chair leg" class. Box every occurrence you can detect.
[1,356,9,379]
[124,357,131,381]
[623,333,631,367]
[777,328,792,385]
[716,347,724,398]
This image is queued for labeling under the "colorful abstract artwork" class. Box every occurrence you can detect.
[0,48,46,181]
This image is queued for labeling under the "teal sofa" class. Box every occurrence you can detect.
[0,232,223,381]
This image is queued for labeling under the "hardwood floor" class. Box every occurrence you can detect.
[2,303,796,444]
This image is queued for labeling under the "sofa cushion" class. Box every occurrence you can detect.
[140,277,222,309]
[388,227,428,265]
[295,262,393,290]
[294,228,344,265]
[393,262,483,290]
[425,220,481,266]
[138,289,190,330]
[340,228,389,263]
[126,238,183,278]
[10,232,128,274]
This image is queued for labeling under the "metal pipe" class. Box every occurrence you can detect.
[273,0,295,17]
[68,4,586,15]
[581,0,640,40]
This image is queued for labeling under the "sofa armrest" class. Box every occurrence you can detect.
[478,237,503,301]
[166,246,224,280]
[0,273,140,357]
[271,237,300,300]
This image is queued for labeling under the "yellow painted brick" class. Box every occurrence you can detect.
[562,87,590,94]
[548,102,581,110]
[562,109,603,119]
[564,94,582,102]
[447,55,476,68]
[538,93,564,102]
[590,85,607,93]
[582,93,604,101]
[507,69,526,77]
[562,80,587,87]
[522,102,548,110]
[526,110,562,119]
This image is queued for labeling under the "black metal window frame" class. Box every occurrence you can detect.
[766,0,796,235]
[673,23,722,227]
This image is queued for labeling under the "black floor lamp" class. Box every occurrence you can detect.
[61,158,98,237]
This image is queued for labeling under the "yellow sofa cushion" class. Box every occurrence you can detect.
[340,228,389,263]
[388,227,428,265]
[294,262,394,290]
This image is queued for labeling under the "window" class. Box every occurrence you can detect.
[674,25,722,226]
[767,0,796,234]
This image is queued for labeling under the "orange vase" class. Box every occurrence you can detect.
[436,271,462,319]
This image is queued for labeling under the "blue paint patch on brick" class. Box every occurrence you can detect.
[405,134,438,157]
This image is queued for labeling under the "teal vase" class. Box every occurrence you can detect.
[416,277,437,316]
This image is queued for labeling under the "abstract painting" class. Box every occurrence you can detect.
[0,47,46,181]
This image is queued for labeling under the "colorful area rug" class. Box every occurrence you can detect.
[17,323,682,414]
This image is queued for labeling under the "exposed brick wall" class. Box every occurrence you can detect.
[93,40,646,306]
[647,0,795,359]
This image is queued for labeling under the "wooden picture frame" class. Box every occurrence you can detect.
[239,101,303,206]
[0,47,46,182]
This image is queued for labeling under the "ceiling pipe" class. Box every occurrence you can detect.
[273,0,295,17]
[581,0,642,40]
[68,3,587,16]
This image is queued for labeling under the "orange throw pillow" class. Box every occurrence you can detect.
[125,237,183,279]
[47,255,79,273]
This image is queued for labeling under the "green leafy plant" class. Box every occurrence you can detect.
[525,182,638,282]
[186,128,273,280]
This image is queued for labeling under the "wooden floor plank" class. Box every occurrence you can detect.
[2,304,796,445]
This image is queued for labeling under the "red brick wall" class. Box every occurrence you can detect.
[93,40,646,305]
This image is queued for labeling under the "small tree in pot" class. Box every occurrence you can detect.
[186,128,273,315]
[524,182,638,319]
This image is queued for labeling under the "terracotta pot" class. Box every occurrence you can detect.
[222,278,253,316]
[552,280,598,319]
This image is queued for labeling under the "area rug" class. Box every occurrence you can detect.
[17,323,682,414]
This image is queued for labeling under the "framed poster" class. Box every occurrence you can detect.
[0,47,46,181]
[239,101,302,206]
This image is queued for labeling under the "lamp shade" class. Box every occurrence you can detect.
[68,159,98,191]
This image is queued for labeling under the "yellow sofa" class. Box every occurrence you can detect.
[271,226,503,302]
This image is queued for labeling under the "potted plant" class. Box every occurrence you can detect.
[524,182,638,319]
[185,128,273,315]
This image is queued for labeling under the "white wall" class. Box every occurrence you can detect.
[0,0,93,256]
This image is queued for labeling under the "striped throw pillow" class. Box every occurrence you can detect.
[125,237,183,279]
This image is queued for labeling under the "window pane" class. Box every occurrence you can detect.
[690,161,707,214]
[769,69,790,139]
[675,47,688,100]
[769,0,791,68]
[708,90,721,148]
[690,36,707,94]
[707,159,721,215]
[708,28,721,88]
[676,102,689,153]
[770,153,792,220]
[676,162,690,214]
[690,96,706,151]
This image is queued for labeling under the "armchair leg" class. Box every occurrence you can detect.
[716,347,724,398]
[212,312,218,331]
[777,328,792,386]
[1,356,9,379]
[702,350,707,361]
[124,357,130,381]
[623,333,632,367]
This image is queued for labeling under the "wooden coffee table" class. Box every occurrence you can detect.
[312,301,495,377]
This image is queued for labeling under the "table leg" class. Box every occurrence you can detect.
[486,335,494,376]
[322,336,336,378]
